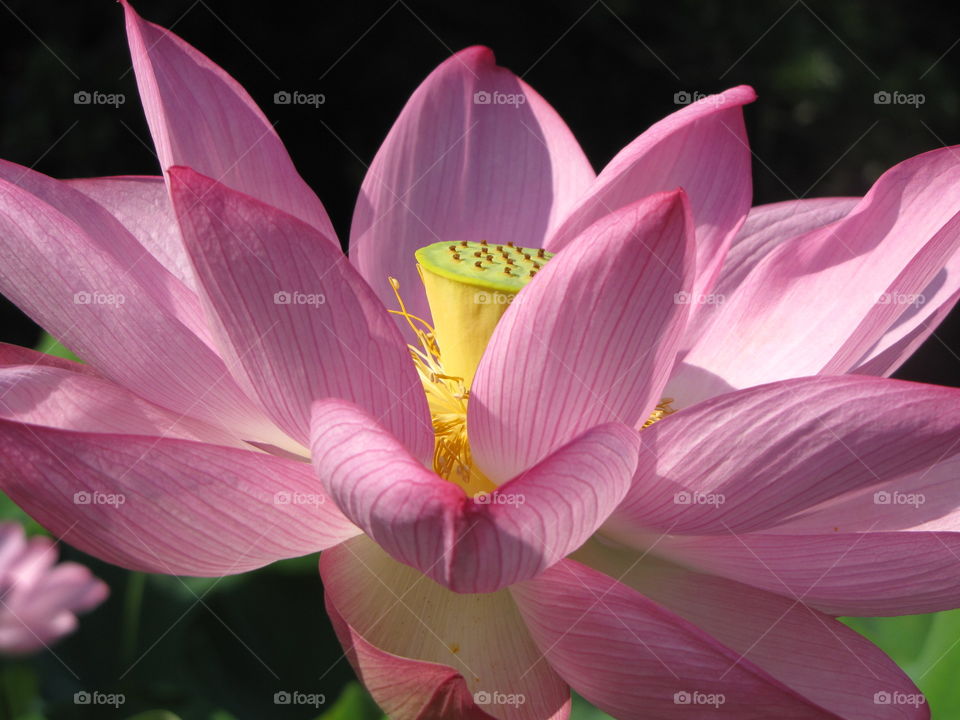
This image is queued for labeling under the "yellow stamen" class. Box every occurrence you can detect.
[389,257,674,498]
[642,398,676,428]
[388,278,495,496]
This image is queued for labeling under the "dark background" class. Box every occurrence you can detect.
[1,1,960,717]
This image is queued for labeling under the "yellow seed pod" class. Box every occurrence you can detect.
[415,240,554,387]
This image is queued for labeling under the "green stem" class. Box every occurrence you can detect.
[122,572,147,665]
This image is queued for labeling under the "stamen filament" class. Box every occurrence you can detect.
[388,278,494,496]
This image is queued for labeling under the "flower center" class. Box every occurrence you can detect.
[414,240,553,388]
[387,240,552,496]
[389,276,490,496]
[389,240,675,496]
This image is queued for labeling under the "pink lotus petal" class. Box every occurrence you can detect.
[4,534,58,587]
[821,211,960,375]
[0,365,244,446]
[715,198,860,299]
[0,523,27,577]
[546,86,756,305]
[469,190,694,482]
[0,342,94,375]
[606,375,960,536]
[704,454,960,617]
[0,423,359,575]
[22,562,109,617]
[0,522,107,655]
[121,0,335,241]
[606,375,960,616]
[652,531,960,617]
[322,535,570,720]
[675,147,960,407]
[852,257,960,376]
[681,197,858,348]
[350,46,594,333]
[0,160,208,343]
[853,286,960,376]
[169,167,431,455]
[511,558,836,719]
[311,399,638,593]
[777,454,960,534]
[325,600,492,720]
[0,164,287,446]
[575,540,927,719]
[67,175,196,291]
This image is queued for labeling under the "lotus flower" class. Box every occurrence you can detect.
[0,2,959,718]
[0,522,106,654]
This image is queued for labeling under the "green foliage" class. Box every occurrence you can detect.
[571,693,614,719]
[315,683,384,720]
[844,611,960,718]
[32,333,81,363]
[0,492,43,536]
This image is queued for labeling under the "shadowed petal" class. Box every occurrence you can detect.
[511,559,839,719]
[681,197,858,347]
[470,190,694,482]
[675,147,960,407]
[311,399,638,593]
[322,535,570,720]
[573,540,928,719]
[651,530,960,617]
[546,86,756,305]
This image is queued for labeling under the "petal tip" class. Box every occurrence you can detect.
[726,84,758,104]
[453,44,496,67]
